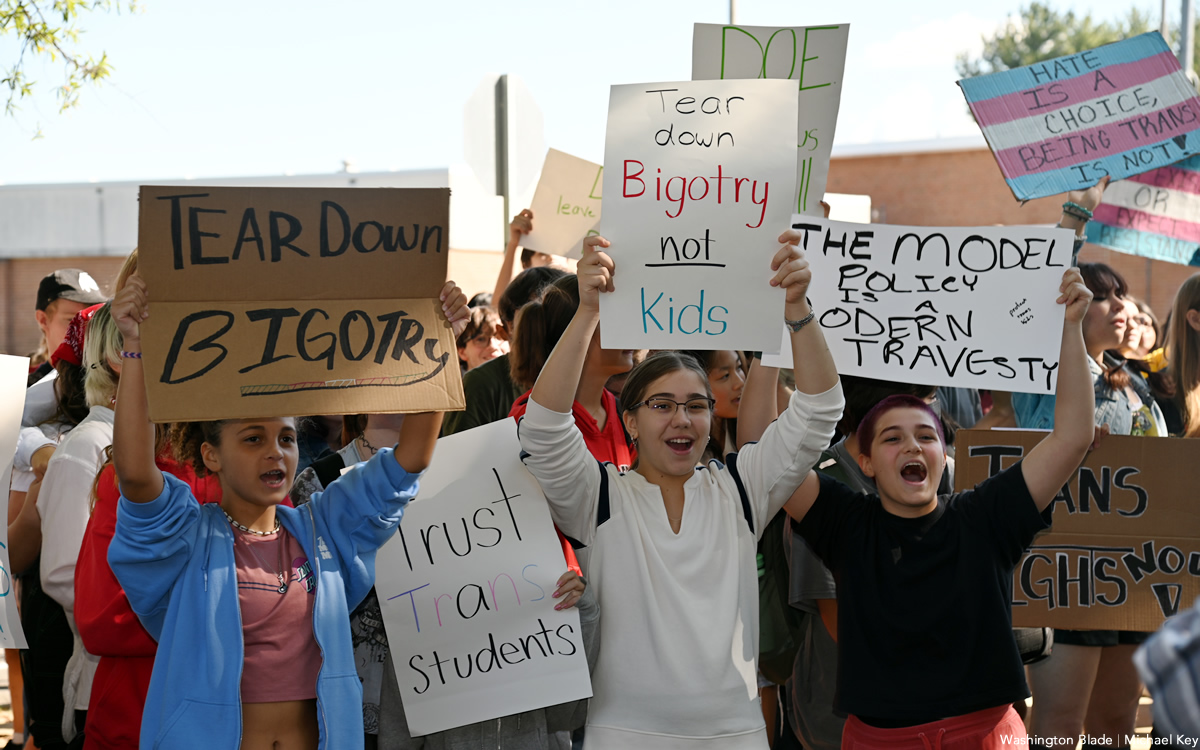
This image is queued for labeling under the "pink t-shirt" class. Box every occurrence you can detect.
[233,525,322,702]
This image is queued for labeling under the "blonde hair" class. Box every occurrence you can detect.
[83,303,122,407]
[113,248,139,292]
[1167,274,1200,437]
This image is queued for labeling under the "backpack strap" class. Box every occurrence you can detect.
[726,451,755,536]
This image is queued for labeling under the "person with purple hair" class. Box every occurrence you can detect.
[777,268,1098,749]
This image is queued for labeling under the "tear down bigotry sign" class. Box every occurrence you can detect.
[137,186,464,422]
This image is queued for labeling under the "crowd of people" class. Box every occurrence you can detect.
[4,181,1200,750]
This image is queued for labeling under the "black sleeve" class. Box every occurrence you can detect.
[793,473,863,571]
[955,459,1052,567]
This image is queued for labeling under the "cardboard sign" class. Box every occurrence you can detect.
[1087,154,1200,265]
[959,32,1200,201]
[137,187,464,421]
[523,149,603,259]
[956,429,1200,631]
[762,218,1071,394]
[0,355,30,648]
[598,79,798,350]
[376,420,591,736]
[693,23,849,216]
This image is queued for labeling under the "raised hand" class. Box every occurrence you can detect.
[1056,267,1093,324]
[578,235,615,312]
[439,280,470,338]
[509,209,534,244]
[1068,176,1110,213]
[111,273,149,346]
[770,229,813,307]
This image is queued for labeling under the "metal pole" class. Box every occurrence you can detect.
[1182,0,1196,85]
[496,74,510,247]
[729,0,736,25]
[1163,0,1171,39]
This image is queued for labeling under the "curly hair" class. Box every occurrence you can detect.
[168,420,231,477]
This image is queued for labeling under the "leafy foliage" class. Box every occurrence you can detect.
[957,3,1155,77]
[0,0,136,117]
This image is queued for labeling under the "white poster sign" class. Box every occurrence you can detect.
[763,218,1072,394]
[598,79,798,351]
[523,149,603,259]
[693,23,850,217]
[0,355,30,648]
[376,419,591,736]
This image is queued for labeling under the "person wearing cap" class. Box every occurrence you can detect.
[29,269,106,386]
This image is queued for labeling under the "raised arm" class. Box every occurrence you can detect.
[392,280,470,474]
[111,273,164,503]
[736,358,782,450]
[1020,268,1095,510]
[528,235,612,412]
[492,209,534,304]
[732,231,844,530]
[775,228,840,395]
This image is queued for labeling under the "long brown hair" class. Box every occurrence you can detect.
[1079,262,1131,391]
[509,275,580,391]
[1167,273,1200,437]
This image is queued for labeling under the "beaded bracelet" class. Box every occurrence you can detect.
[1062,201,1094,221]
[120,351,142,359]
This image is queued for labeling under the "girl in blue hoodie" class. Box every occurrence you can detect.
[106,272,469,750]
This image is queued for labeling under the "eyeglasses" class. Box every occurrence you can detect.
[629,397,715,416]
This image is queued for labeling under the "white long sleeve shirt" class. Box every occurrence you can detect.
[38,404,111,728]
[517,384,843,749]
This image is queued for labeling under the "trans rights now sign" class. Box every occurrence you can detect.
[959,32,1200,201]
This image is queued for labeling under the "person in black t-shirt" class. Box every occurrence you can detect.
[779,268,1099,749]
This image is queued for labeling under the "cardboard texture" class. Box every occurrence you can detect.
[522,148,603,259]
[956,429,1200,631]
[0,354,30,648]
[137,186,464,421]
[762,218,1072,394]
[376,420,592,736]
[959,32,1200,201]
[692,23,850,216]
[1086,153,1200,265]
[599,79,798,351]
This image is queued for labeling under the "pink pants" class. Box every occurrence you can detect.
[841,705,1026,750]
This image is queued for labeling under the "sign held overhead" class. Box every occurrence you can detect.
[522,149,603,259]
[138,186,465,422]
[959,32,1200,200]
[692,23,850,216]
[763,217,1073,394]
[599,79,799,351]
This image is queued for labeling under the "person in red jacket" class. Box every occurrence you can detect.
[73,445,221,749]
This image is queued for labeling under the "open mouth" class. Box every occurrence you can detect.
[261,469,286,488]
[666,437,694,455]
[900,461,927,485]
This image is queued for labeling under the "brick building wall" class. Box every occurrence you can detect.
[827,146,1199,331]
[0,257,127,361]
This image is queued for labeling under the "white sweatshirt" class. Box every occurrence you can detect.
[517,384,843,750]
[38,404,111,737]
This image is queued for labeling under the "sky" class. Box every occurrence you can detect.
[0,0,1164,187]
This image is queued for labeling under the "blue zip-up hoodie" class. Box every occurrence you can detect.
[109,448,418,750]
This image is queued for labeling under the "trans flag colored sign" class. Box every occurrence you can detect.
[959,33,1200,201]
